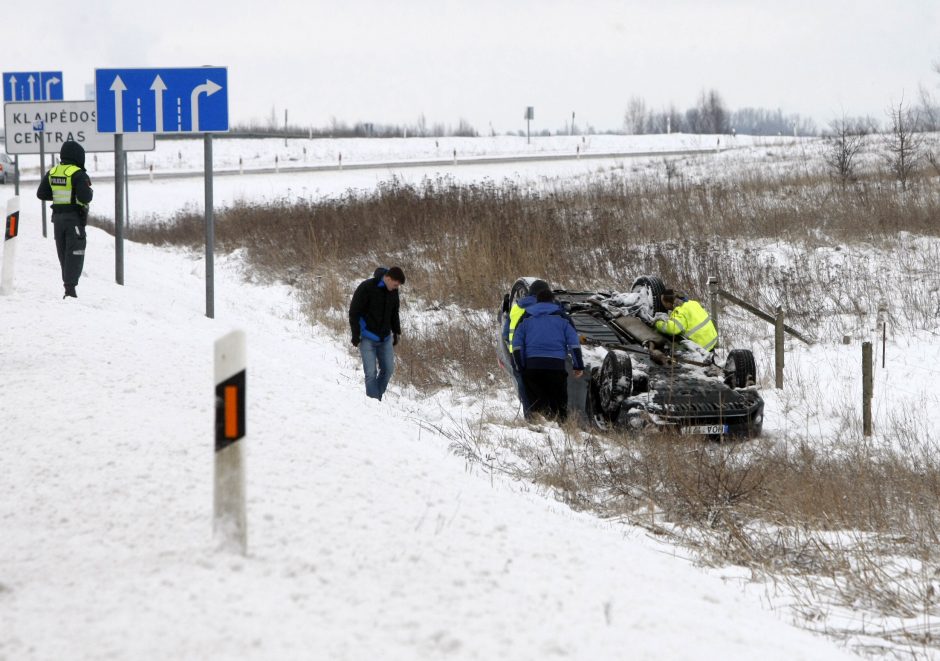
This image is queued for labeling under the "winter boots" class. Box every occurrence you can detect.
[63,285,77,299]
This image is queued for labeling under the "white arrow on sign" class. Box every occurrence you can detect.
[7,75,16,100]
[190,79,222,132]
[109,75,127,133]
[150,75,167,133]
[27,75,35,101]
[45,76,60,100]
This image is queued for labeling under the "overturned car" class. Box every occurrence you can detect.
[497,276,764,438]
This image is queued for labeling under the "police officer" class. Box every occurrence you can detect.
[652,289,718,352]
[37,140,93,299]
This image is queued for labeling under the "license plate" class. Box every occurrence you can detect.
[679,424,728,435]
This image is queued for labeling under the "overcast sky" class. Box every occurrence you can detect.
[6,0,939,133]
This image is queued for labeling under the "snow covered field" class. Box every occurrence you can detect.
[3,134,938,659]
[6,132,805,222]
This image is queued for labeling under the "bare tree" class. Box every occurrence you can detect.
[885,97,925,192]
[824,115,868,189]
[624,96,648,135]
[698,89,729,134]
[916,84,940,131]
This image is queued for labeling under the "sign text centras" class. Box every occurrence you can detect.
[3,100,154,155]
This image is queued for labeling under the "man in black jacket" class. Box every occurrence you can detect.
[348,266,406,400]
[36,140,93,299]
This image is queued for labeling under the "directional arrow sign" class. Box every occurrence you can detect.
[2,71,64,101]
[94,67,228,134]
[150,75,166,132]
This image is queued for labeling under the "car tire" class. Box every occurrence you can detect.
[510,278,531,304]
[724,349,757,389]
[598,349,632,416]
[631,275,667,313]
[586,371,613,430]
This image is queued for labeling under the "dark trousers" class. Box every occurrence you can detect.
[522,369,569,421]
[53,221,86,287]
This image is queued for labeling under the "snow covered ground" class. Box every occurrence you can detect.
[0,137,867,659]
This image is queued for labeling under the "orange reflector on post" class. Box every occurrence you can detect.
[4,212,18,241]
[215,366,245,452]
[224,385,239,438]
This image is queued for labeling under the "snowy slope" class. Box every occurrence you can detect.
[0,208,857,660]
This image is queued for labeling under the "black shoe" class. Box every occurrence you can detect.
[63,285,77,299]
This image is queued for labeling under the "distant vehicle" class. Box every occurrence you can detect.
[497,275,765,438]
[0,153,16,185]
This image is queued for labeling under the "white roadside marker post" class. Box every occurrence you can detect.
[214,330,247,554]
[1,197,21,295]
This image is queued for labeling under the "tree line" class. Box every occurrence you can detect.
[623,89,817,136]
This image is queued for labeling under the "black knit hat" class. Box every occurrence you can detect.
[529,279,550,296]
[386,266,405,284]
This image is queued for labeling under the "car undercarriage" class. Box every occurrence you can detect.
[498,276,764,438]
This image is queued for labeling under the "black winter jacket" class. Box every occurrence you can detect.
[349,269,402,343]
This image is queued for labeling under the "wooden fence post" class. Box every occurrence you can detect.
[707,276,719,335]
[862,341,873,436]
[774,305,784,389]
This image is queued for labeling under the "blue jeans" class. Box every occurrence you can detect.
[359,335,395,400]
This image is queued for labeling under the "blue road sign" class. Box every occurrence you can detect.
[3,71,64,102]
[94,67,228,134]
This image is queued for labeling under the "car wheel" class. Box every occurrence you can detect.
[598,350,632,416]
[510,278,531,304]
[585,371,612,430]
[631,275,667,313]
[724,349,757,388]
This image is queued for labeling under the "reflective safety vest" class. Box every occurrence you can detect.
[48,164,88,210]
[505,303,528,353]
[655,299,718,351]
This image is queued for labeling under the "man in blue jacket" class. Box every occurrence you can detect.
[501,279,550,413]
[511,289,584,421]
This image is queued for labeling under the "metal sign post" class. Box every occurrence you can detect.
[115,134,124,285]
[95,66,228,300]
[13,155,19,196]
[34,120,46,238]
[205,133,214,318]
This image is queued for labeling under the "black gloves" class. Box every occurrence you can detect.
[351,337,360,347]
[393,333,400,346]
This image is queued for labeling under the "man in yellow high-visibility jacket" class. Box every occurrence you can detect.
[653,289,718,352]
